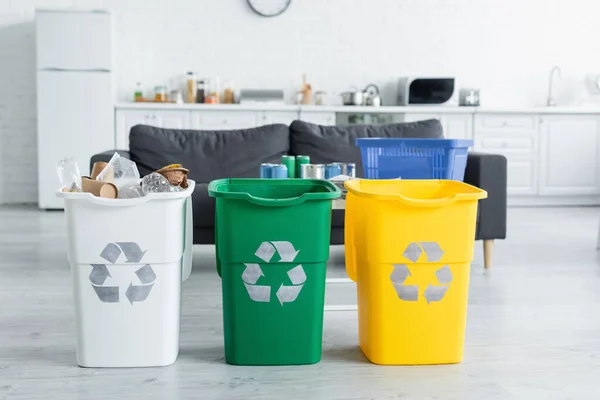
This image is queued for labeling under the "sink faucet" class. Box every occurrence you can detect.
[547,66,561,106]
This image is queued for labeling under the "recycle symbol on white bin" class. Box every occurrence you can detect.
[89,242,156,305]
[241,241,307,306]
[390,242,453,304]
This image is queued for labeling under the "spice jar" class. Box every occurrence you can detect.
[315,91,327,105]
[223,80,235,104]
[170,89,183,104]
[154,86,167,102]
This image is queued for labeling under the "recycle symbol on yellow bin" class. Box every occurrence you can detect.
[390,242,453,304]
[89,242,156,305]
[241,241,306,306]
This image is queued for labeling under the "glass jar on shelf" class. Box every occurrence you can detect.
[186,71,196,103]
[170,89,183,104]
[196,79,205,103]
[223,80,235,104]
[209,76,221,104]
[154,86,167,102]
[204,79,214,104]
[314,91,327,105]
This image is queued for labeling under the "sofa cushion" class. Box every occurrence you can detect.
[129,124,290,182]
[289,119,444,178]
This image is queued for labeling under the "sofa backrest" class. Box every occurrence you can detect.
[129,124,290,182]
[128,119,443,182]
[289,119,444,177]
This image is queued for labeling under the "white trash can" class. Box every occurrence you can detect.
[56,181,195,367]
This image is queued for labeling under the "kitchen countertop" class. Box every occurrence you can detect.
[115,102,600,114]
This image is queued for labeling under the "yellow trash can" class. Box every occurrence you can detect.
[344,179,487,365]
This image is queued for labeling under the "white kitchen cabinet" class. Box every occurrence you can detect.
[299,111,336,126]
[404,113,473,139]
[474,114,540,196]
[261,111,299,126]
[539,116,600,196]
[403,113,439,123]
[502,157,539,196]
[116,110,190,149]
[155,111,190,130]
[190,110,259,130]
[440,115,473,140]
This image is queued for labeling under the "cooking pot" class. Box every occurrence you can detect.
[341,91,363,106]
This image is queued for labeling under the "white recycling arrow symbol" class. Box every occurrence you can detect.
[391,242,453,305]
[275,265,307,305]
[90,242,156,305]
[241,263,270,302]
[243,241,306,306]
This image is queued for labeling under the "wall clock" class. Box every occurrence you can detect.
[247,0,292,17]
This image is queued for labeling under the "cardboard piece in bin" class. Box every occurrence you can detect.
[81,177,118,199]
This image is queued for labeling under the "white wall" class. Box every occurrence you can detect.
[1,0,600,203]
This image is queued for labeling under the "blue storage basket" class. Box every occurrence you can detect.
[356,138,473,181]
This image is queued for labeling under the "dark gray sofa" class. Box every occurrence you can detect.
[91,119,507,267]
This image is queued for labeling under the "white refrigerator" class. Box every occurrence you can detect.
[36,9,114,209]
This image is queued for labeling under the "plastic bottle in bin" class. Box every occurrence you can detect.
[142,173,179,194]
[57,157,82,192]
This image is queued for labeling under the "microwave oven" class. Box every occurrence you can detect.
[397,77,458,106]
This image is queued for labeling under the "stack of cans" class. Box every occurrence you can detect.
[334,162,356,178]
[260,163,288,179]
[260,157,356,180]
[295,156,310,178]
[300,163,356,179]
[300,164,325,179]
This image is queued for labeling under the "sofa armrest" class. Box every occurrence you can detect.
[89,150,131,173]
[464,152,507,241]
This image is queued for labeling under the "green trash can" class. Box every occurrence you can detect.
[208,178,341,365]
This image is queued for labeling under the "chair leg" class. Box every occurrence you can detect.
[483,240,494,269]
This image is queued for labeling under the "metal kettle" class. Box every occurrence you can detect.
[363,84,382,107]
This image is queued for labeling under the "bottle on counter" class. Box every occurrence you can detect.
[196,79,205,103]
[209,76,221,104]
[186,71,196,103]
[204,79,215,104]
[134,82,144,102]
[223,80,235,104]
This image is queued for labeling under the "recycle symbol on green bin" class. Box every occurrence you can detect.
[89,242,156,305]
[390,242,453,304]
[241,241,307,306]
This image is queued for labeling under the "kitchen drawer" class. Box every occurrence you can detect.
[476,114,537,131]
[261,111,299,126]
[190,111,259,130]
[474,134,538,155]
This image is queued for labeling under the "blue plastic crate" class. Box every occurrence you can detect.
[356,138,473,180]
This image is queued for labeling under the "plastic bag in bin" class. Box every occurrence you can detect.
[96,153,140,184]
